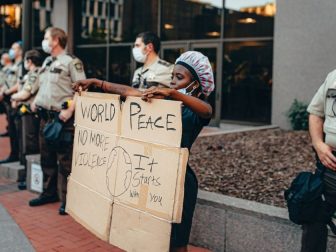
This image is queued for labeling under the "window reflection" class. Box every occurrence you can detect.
[224,0,275,38]
[162,48,185,65]
[222,41,273,123]
[33,0,53,47]
[0,4,22,48]
[1,1,53,49]
[75,47,107,80]
[76,0,109,44]
[161,0,222,40]
[108,46,132,84]
[76,0,159,44]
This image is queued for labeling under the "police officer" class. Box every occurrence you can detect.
[0,41,23,164]
[0,52,13,91]
[28,27,86,215]
[132,31,173,89]
[303,70,336,252]
[11,50,43,190]
[0,53,12,120]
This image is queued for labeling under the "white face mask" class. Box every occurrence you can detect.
[42,39,52,54]
[132,47,147,63]
[177,81,198,96]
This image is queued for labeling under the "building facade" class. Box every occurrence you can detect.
[0,0,276,127]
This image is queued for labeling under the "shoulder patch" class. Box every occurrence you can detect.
[158,60,172,67]
[74,61,84,73]
[28,75,37,83]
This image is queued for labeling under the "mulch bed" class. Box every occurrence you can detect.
[189,128,316,208]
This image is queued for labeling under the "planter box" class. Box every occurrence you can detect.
[190,190,336,252]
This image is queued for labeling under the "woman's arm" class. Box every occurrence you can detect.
[73,78,142,98]
[142,87,212,119]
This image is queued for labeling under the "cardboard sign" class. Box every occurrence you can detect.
[75,92,121,135]
[67,92,188,251]
[121,97,182,147]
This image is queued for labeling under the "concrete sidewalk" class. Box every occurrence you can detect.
[0,201,34,252]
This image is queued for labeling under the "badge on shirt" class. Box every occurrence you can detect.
[147,72,156,81]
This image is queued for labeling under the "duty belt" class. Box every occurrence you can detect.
[36,107,59,121]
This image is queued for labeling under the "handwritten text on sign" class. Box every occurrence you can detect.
[121,97,182,147]
[71,93,187,222]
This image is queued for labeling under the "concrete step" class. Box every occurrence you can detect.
[0,162,24,181]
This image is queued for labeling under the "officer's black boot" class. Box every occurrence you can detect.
[29,194,59,207]
[59,202,67,215]
[17,181,27,190]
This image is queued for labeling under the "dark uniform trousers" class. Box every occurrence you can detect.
[17,114,40,182]
[3,100,19,158]
[39,116,74,203]
[301,159,336,252]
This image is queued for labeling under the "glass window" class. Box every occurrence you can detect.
[75,0,159,44]
[75,0,108,44]
[0,4,22,49]
[162,47,186,65]
[224,0,276,38]
[161,0,222,41]
[32,0,53,47]
[108,46,132,84]
[221,41,273,123]
[75,47,107,80]
[118,0,159,42]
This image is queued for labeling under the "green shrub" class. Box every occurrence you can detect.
[287,99,309,130]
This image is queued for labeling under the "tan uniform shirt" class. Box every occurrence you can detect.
[34,53,86,111]
[307,69,336,148]
[0,65,12,88]
[132,57,173,89]
[4,61,22,90]
[20,68,40,105]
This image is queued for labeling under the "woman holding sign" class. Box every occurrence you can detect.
[73,51,214,252]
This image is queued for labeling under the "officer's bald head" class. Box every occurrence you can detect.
[45,27,67,49]
[136,32,160,54]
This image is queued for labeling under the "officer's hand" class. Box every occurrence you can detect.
[141,87,170,102]
[315,142,336,170]
[11,93,18,101]
[59,109,73,123]
[72,79,96,92]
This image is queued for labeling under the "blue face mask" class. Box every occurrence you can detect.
[177,80,199,96]
[8,49,15,60]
